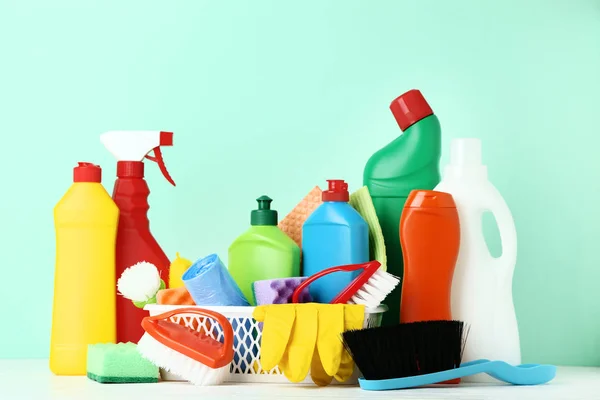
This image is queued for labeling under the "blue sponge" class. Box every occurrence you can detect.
[252,277,313,305]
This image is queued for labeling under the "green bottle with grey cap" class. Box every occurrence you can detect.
[228,196,301,305]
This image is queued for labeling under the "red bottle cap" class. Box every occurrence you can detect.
[322,179,349,202]
[117,161,145,178]
[405,190,456,208]
[73,162,101,183]
[390,89,434,131]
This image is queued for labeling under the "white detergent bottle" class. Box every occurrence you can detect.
[434,138,520,383]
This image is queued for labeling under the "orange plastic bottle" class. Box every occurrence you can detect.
[399,190,460,323]
[400,190,460,384]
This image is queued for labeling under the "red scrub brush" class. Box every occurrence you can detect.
[137,308,234,386]
[292,260,400,308]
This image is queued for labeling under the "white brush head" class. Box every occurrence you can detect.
[348,269,400,309]
[137,332,231,386]
[117,261,162,302]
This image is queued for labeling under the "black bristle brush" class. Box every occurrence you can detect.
[342,320,556,390]
[342,320,467,382]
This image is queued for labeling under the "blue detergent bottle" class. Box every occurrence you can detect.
[302,180,369,303]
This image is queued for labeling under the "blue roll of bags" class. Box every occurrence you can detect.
[183,253,250,306]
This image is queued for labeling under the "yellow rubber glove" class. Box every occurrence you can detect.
[278,305,318,382]
[334,304,365,382]
[310,346,333,386]
[254,303,365,384]
[308,303,344,386]
[252,304,296,371]
[315,303,344,376]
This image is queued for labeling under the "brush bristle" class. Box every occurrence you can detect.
[342,320,467,381]
[137,333,230,385]
[348,270,400,309]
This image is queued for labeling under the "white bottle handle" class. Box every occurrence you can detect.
[484,197,517,280]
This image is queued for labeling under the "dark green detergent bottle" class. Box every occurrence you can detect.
[363,89,442,326]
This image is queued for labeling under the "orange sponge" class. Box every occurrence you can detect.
[156,288,203,333]
[278,186,322,248]
[156,287,196,305]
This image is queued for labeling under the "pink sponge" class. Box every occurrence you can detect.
[252,277,313,305]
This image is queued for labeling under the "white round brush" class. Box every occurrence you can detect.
[117,261,166,308]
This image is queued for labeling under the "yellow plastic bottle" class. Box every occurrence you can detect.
[168,252,193,289]
[50,163,119,375]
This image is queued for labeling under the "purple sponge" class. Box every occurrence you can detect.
[252,277,313,305]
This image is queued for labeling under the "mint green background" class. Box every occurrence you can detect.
[1,0,599,366]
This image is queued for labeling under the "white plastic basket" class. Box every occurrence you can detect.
[144,304,387,384]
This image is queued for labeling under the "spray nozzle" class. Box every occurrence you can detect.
[144,146,175,186]
[100,130,176,186]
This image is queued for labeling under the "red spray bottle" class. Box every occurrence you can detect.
[100,130,176,343]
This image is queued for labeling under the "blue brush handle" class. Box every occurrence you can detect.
[358,359,557,391]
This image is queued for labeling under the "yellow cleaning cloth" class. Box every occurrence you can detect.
[349,186,387,271]
[253,304,365,385]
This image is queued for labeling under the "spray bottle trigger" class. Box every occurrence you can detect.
[145,147,176,186]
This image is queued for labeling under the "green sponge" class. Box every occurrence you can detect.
[87,342,159,383]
